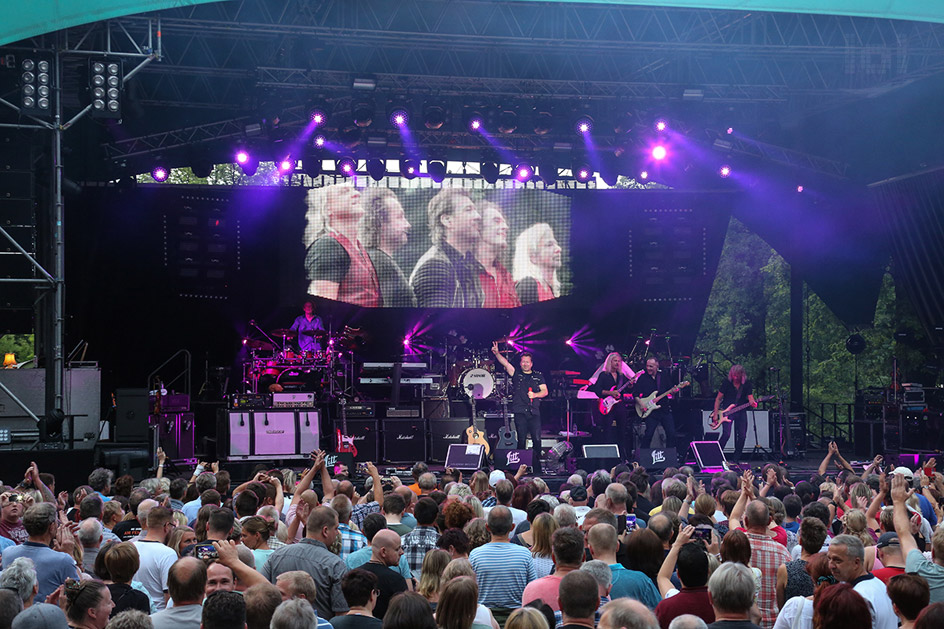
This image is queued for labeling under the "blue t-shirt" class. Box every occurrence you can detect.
[469,542,536,607]
[345,546,412,580]
[609,563,662,609]
[2,541,78,603]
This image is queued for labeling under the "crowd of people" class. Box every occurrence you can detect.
[1,443,944,629]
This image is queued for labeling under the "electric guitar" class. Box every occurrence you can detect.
[635,381,691,418]
[465,392,490,455]
[335,397,357,456]
[598,376,637,415]
[709,395,774,430]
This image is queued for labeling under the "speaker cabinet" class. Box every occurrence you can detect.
[221,410,319,460]
[383,419,427,463]
[429,418,470,462]
[342,419,379,462]
[115,388,151,442]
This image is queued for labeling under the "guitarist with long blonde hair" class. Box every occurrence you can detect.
[711,364,757,461]
[589,352,638,456]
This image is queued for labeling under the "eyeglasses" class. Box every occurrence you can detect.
[817,576,837,585]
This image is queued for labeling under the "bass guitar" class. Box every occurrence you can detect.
[635,381,691,418]
[598,377,637,415]
[335,397,358,456]
[709,395,774,430]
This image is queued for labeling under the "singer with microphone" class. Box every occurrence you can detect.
[492,340,547,473]
[710,364,757,461]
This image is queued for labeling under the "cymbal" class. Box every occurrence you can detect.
[246,339,275,350]
[300,329,327,338]
[271,328,297,338]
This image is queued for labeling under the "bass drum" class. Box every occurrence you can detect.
[459,367,495,400]
[277,367,322,392]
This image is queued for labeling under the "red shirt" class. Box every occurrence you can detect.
[872,566,905,584]
[0,519,27,544]
[655,587,715,629]
[480,263,520,308]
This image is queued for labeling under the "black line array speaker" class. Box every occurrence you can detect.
[115,388,151,442]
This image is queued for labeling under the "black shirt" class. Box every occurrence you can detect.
[107,583,151,617]
[111,519,141,542]
[719,380,754,417]
[511,370,546,414]
[367,248,417,308]
[306,236,351,284]
[330,614,383,629]
[633,372,671,416]
[591,371,629,398]
[354,561,408,619]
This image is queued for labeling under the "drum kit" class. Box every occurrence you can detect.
[449,347,508,401]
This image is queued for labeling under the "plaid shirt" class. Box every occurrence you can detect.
[337,523,368,559]
[351,501,380,530]
[401,525,440,578]
[745,531,791,629]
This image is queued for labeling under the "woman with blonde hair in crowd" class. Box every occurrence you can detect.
[436,576,489,629]
[527,513,558,578]
[470,471,493,505]
[167,526,197,557]
[841,509,875,546]
[419,549,452,609]
[440,559,500,629]
[463,519,490,551]
[505,606,550,629]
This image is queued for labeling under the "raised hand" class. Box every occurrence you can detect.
[890,473,910,505]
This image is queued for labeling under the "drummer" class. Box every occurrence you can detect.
[290,300,325,353]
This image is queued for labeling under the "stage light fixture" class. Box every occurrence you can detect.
[190,152,214,179]
[719,165,731,178]
[480,161,499,184]
[313,134,326,148]
[367,159,386,181]
[514,162,534,182]
[400,159,419,180]
[278,157,296,174]
[655,119,668,132]
[797,185,804,193]
[235,149,258,176]
[467,109,485,133]
[573,162,592,183]
[428,160,447,183]
[352,99,375,128]
[302,149,323,178]
[235,149,250,165]
[89,58,123,119]
[403,336,411,347]
[337,157,357,177]
[574,116,593,135]
[498,110,518,134]
[538,162,558,186]
[151,164,169,182]
[423,104,446,130]
[338,123,363,148]
[651,145,667,161]
[599,155,620,186]
[389,107,410,128]
[533,109,553,135]
[19,56,53,117]
[639,170,649,180]
[727,127,734,135]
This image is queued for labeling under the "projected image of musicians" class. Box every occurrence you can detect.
[492,341,547,473]
[290,300,325,352]
[409,189,483,308]
[475,201,520,308]
[360,189,417,307]
[304,183,381,307]
[589,352,638,457]
[513,222,562,305]
[712,364,757,461]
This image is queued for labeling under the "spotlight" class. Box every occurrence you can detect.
[308,102,328,126]
[88,58,122,119]
[719,165,731,178]
[574,116,593,135]
[235,149,258,176]
[468,114,484,132]
[651,145,667,161]
[428,160,447,183]
[337,157,357,177]
[151,164,169,182]
[313,134,326,148]
[403,337,411,347]
[599,155,620,186]
[389,107,410,128]
[367,159,386,181]
[423,104,446,130]
[352,100,375,128]
[235,150,250,165]
[796,185,804,193]
[533,109,554,135]
[480,161,499,185]
[278,158,296,174]
[514,163,534,182]
[655,119,668,132]
[190,151,214,179]
[498,110,518,134]
[565,339,573,346]
[20,56,53,117]
[573,162,592,183]
[726,127,734,135]
[639,170,649,180]
[400,159,419,180]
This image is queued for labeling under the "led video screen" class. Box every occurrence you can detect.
[299,183,571,308]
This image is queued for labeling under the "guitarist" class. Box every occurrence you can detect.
[589,352,638,456]
[634,357,678,452]
[711,364,757,461]
[492,341,548,473]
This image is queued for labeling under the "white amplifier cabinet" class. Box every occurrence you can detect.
[223,410,319,460]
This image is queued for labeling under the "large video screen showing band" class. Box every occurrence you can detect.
[299,184,571,308]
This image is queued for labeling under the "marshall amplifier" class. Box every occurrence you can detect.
[429,418,469,462]
[346,403,376,418]
[382,419,427,463]
[341,419,379,462]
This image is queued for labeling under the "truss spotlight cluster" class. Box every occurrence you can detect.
[89,59,122,119]
[20,56,53,117]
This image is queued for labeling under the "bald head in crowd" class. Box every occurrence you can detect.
[371,530,403,567]
[743,500,770,533]
[599,598,660,629]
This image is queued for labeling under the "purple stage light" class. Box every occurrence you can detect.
[313,135,326,148]
[151,166,169,182]
[390,108,409,127]
[639,170,649,180]
[469,117,483,132]
[338,157,356,176]
[651,145,667,160]
[403,337,411,347]
[514,163,534,182]
[655,119,668,132]
[235,150,249,165]
[279,158,294,173]
[797,185,804,193]
[719,165,731,178]
[726,127,734,135]
[310,110,326,125]
[565,339,573,346]
[574,166,591,183]
[575,117,593,134]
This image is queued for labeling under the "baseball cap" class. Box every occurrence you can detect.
[570,485,588,502]
[892,466,914,480]
[12,603,69,629]
[488,470,505,487]
[876,532,900,549]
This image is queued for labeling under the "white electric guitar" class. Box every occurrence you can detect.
[635,381,690,418]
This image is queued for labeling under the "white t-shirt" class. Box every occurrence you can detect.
[852,574,897,629]
[473,603,497,629]
[773,596,813,629]
[132,540,178,611]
